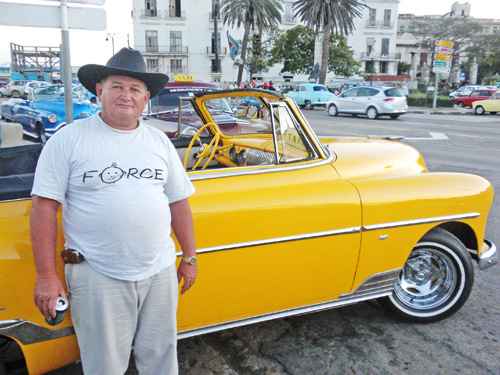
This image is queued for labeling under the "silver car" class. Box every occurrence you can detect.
[326,86,408,120]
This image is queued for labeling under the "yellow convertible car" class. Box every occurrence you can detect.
[0,89,497,374]
[473,90,500,115]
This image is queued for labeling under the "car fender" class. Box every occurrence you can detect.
[349,172,494,290]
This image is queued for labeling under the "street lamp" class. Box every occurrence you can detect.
[105,33,116,55]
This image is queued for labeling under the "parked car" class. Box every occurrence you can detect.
[473,91,500,115]
[451,89,496,108]
[285,83,336,109]
[0,80,29,98]
[448,85,481,99]
[0,88,496,374]
[0,84,99,142]
[326,86,408,119]
[24,81,50,99]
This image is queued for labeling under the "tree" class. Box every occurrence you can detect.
[293,0,367,84]
[465,34,500,82]
[246,28,278,77]
[221,0,283,85]
[271,25,360,77]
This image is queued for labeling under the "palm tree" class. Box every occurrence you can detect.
[221,0,283,85]
[294,0,368,84]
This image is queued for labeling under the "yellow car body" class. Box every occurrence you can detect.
[0,89,497,374]
[473,91,500,114]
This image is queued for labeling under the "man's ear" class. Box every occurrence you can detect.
[95,83,103,98]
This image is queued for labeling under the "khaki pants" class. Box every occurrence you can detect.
[65,262,179,375]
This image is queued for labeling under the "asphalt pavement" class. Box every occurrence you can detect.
[43,110,500,375]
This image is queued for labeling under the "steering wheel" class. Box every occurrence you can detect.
[183,122,224,170]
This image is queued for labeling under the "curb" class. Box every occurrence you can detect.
[407,109,471,116]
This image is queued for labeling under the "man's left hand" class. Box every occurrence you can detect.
[177,261,197,294]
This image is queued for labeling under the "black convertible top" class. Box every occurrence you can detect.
[0,144,42,201]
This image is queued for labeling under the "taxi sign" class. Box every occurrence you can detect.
[174,74,194,82]
[436,40,454,49]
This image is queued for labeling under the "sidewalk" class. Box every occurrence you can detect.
[407,106,472,115]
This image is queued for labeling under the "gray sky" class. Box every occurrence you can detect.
[0,0,499,66]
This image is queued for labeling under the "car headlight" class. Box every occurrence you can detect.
[47,114,57,123]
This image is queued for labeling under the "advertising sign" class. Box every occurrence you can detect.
[433,40,454,75]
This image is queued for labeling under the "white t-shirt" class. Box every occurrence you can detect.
[31,113,195,281]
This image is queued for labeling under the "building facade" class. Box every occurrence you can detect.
[132,0,400,83]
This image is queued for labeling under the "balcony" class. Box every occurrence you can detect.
[137,9,186,21]
[206,46,227,57]
[143,46,189,56]
[360,52,401,61]
[365,20,395,29]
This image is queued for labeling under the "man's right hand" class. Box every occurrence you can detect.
[34,274,67,321]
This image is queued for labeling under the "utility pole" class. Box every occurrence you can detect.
[213,0,221,74]
[60,0,73,123]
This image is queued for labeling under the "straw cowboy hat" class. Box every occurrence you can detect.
[77,48,168,98]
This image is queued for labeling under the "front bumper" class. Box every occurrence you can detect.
[476,239,497,270]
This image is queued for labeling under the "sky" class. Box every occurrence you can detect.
[0,0,499,67]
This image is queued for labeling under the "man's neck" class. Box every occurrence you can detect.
[99,112,138,131]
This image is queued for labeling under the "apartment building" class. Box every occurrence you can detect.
[132,0,400,82]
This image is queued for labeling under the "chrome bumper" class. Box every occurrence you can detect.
[477,239,497,270]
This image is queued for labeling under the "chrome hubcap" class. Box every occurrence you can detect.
[368,108,377,119]
[329,106,337,115]
[394,247,457,311]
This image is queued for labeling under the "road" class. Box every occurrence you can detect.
[46,111,499,375]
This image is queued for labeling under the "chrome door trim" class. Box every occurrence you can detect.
[0,320,75,345]
[178,269,396,340]
[176,226,361,256]
[362,212,480,231]
[175,213,480,257]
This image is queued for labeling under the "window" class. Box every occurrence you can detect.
[273,104,313,163]
[145,30,158,52]
[368,8,376,26]
[381,38,390,56]
[384,9,392,27]
[169,0,181,17]
[313,85,327,92]
[341,88,359,97]
[366,37,375,55]
[170,31,182,53]
[145,0,157,16]
[420,53,428,66]
[211,32,222,54]
[146,58,159,72]
[284,2,296,24]
[170,59,183,73]
[380,61,389,74]
[384,88,405,97]
[358,88,379,97]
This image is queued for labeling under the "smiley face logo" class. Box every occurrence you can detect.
[100,162,125,184]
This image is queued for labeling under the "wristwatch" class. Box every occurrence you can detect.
[182,255,197,265]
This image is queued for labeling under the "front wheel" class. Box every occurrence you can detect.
[381,228,474,323]
[36,123,48,144]
[327,104,338,117]
[304,100,312,110]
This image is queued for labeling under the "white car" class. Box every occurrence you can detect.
[449,85,482,99]
[326,86,408,120]
[24,81,50,99]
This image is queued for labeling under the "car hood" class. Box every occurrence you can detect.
[321,136,427,180]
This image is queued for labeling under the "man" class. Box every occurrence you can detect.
[30,48,197,375]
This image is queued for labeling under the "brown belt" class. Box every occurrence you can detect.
[61,249,85,264]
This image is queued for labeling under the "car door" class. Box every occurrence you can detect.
[337,88,359,112]
[176,93,362,333]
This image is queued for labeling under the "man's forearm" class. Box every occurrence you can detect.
[30,197,60,277]
[170,199,196,257]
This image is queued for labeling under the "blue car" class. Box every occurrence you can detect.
[285,83,336,109]
[0,85,99,143]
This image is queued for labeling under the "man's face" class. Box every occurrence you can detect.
[96,75,150,123]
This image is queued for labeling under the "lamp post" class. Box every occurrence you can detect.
[105,33,116,54]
